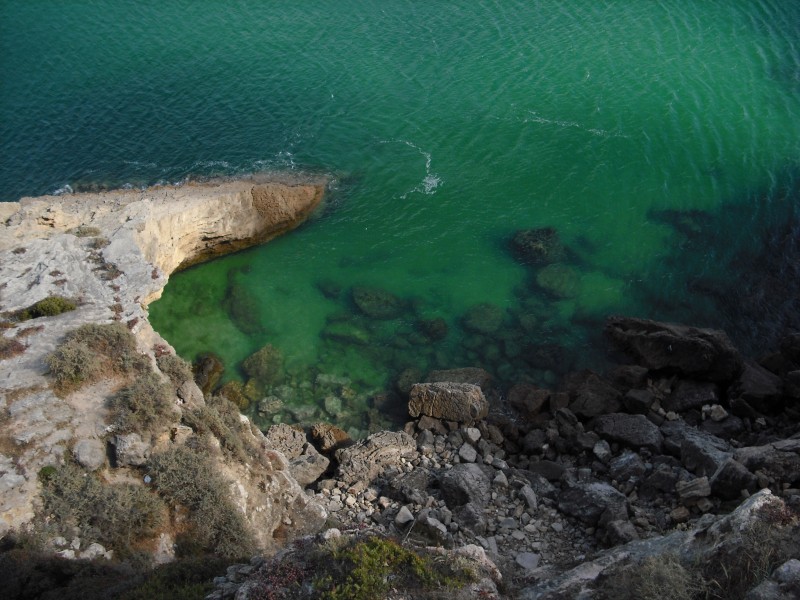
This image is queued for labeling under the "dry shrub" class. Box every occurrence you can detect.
[46,322,147,394]
[156,353,193,387]
[110,371,177,433]
[147,445,255,559]
[0,337,26,360]
[39,461,166,557]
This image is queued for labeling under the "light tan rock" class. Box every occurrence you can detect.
[0,176,326,543]
[408,382,489,423]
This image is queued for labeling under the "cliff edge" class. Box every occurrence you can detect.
[0,177,326,554]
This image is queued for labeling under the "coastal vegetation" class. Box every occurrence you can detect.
[46,322,146,394]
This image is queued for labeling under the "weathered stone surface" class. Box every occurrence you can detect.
[605,316,743,382]
[520,490,783,599]
[557,482,628,526]
[112,433,150,467]
[566,372,622,418]
[335,431,416,488]
[663,380,719,413]
[609,451,647,483]
[263,423,307,459]
[176,379,205,408]
[0,178,326,546]
[661,420,732,477]
[622,389,654,414]
[676,477,711,503]
[72,439,105,471]
[592,413,664,453]
[309,422,352,453]
[508,383,550,417]
[425,367,493,391]
[408,382,488,422]
[735,439,800,486]
[728,361,784,413]
[440,463,492,508]
[288,447,330,487]
[709,458,758,500]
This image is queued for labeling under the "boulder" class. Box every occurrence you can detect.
[710,458,758,500]
[309,423,352,453]
[622,389,654,415]
[510,227,564,265]
[508,383,550,417]
[408,382,488,423]
[176,379,205,408]
[321,321,370,345]
[565,371,622,418]
[661,420,732,477]
[242,344,284,386]
[605,316,743,382]
[557,482,628,526]
[440,463,492,508]
[735,439,800,486]
[536,264,581,298]
[352,286,403,320]
[288,446,330,487]
[112,433,150,467]
[335,431,416,490]
[609,451,647,483]
[416,317,448,342]
[72,438,105,471]
[663,380,719,413]
[194,352,224,396]
[264,423,307,459]
[592,413,664,453]
[727,361,784,413]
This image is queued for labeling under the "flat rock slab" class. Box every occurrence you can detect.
[408,382,489,423]
[592,413,664,453]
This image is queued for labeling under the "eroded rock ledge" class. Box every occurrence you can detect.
[0,177,325,541]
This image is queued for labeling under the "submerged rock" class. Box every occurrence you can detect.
[461,303,504,334]
[194,352,224,396]
[242,344,284,387]
[535,263,581,298]
[510,227,564,265]
[605,316,743,383]
[352,286,404,320]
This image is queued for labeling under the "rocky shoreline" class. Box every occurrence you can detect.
[2,181,800,599]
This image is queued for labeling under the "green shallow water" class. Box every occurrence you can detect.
[2,1,800,434]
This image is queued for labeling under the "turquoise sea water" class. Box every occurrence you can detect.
[3,1,800,434]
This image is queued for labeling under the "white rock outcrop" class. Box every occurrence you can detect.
[0,176,326,541]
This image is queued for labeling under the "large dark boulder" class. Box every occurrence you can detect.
[661,420,732,477]
[592,413,664,453]
[408,382,489,423]
[727,361,784,414]
[557,482,628,526]
[605,317,743,383]
[440,463,492,508]
[565,371,622,418]
[663,380,719,413]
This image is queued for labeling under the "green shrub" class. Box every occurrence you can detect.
[111,371,176,433]
[156,353,193,387]
[39,461,166,558]
[147,446,255,559]
[28,296,77,318]
[315,536,474,600]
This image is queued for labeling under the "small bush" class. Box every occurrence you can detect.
[46,322,147,394]
[118,556,229,600]
[315,536,474,600]
[29,296,77,318]
[0,337,25,360]
[39,461,166,558]
[156,353,193,387]
[183,396,248,462]
[46,338,104,392]
[603,554,701,600]
[111,371,176,433]
[147,446,256,559]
